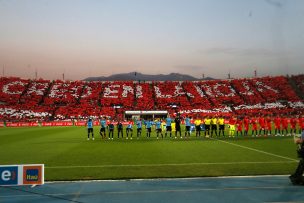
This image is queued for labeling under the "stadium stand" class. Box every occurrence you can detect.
[0,75,303,121]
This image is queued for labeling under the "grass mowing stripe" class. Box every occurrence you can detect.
[46,161,296,169]
[210,137,297,162]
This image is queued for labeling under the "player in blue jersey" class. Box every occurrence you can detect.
[86,118,94,140]
[146,119,153,138]
[99,117,107,139]
[165,114,172,138]
[136,119,142,139]
[126,120,133,139]
[155,119,163,139]
[184,116,191,138]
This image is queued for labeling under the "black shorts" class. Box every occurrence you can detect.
[157,128,162,133]
[205,125,210,130]
[186,126,190,131]
[137,128,142,133]
[176,126,181,131]
[211,125,217,130]
[100,127,105,132]
[196,125,201,131]
[147,128,151,132]
[88,128,93,133]
[219,125,225,130]
[166,126,172,131]
[126,128,133,132]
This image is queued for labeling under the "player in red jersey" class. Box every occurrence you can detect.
[274,114,281,136]
[290,115,298,136]
[258,116,266,136]
[281,115,289,136]
[265,116,273,136]
[250,116,258,137]
[299,115,304,134]
[236,117,243,137]
[243,116,250,136]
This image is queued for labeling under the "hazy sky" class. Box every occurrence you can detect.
[0,0,303,80]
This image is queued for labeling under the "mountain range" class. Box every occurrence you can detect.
[84,72,214,81]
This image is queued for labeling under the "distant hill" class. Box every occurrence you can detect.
[84,72,214,81]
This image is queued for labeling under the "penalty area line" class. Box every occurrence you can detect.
[210,137,297,162]
[45,161,296,169]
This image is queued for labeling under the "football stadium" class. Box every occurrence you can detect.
[1,0,304,202]
[0,74,304,202]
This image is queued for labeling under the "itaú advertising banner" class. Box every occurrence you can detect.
[0,164,44,186]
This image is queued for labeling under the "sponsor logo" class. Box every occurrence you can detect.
[23,166,43,185]
[0,167,18,185]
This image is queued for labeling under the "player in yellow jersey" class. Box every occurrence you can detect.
[218,115,225,137]
[204,116,211,137]
[194,117,202,137]
[211,115,218,137]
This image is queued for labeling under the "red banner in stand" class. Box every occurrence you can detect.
[74,121,86,126]
[6,122,39,127]
[0,122,4,127]
[41,121,73,127]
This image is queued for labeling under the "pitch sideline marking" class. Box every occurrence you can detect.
[45,161,296,169]
[210,138,297,162]
[0,186,297,198]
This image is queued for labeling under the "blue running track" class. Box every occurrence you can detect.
[0,176,303,203]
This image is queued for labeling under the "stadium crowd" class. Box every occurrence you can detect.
[0,75,303,123]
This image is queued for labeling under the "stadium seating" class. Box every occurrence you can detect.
[0,75,303,121]
[291,74,304,96]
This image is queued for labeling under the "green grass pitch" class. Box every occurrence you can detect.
[0,126,299,181]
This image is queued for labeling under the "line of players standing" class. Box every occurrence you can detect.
[86,114,304,140]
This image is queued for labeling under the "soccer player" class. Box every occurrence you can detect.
[228,116,236,138]
[274,114,281,136]
[251,116,258,137]
[117,120,123,138]
[194,116,202,137]
[86,118,94,140]
[108,120,114,140]
[236,117,243,137]
[281,115,289,136]
[136,119,142,139]
[243,116,250,136]
[218,115,225,137]
[290,115,298,136]
[165,114,172,138]
[211,115,218,137]
[126,119,133,139]
[258,115,266,136]
[299,115,304,134]
[204,116,211,137]
[175,116,182,138]
[184,116,191,138]
[146,119,152,138]
[265,116,273,136]
[99,117,107,139]
[155,119,163,139]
